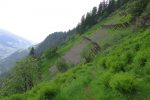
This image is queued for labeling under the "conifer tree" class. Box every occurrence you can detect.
[29,47,35,57]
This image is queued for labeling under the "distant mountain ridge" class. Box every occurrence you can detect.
[0,29,33,60]
[0,29,33,75]
[35,32,67,55]
[35,31,75,55]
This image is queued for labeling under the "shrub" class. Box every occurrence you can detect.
[105,56,126,72]
[38,87,58,100]
[110,60,126,72]
[102,43,111,50]
[133,49,150,67]
[99,58,107,69]
[81,43,98,63]
[8,94,25,100]
[134,43,140,51]
[121,50,134,65]
[56,59,70,72]
[143,66,150,81]
[109,72,140,96]
[142,2,150,16]
[129,0,147,18]
[101,72,113,88]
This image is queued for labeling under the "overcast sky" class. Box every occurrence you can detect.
[0,0,102,43]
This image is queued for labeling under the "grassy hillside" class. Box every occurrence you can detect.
[0,0,150,100]
[2,27,150,100]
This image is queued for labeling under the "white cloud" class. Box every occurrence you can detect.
[0,0,102,43]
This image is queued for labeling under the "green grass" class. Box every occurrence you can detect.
[83,22,102,37]
[101,12,132,25]
[2,27,150,100]
[39,35,81,80]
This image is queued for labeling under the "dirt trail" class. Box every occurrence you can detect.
[62,29,108,64]
[84,67,97,100]
[85,84,94,100]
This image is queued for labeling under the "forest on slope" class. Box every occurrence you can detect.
[0,0,150,100]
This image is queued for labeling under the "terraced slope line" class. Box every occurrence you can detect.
[62,29,108,64]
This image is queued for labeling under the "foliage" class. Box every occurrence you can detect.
[38,86,58,100]
[1,21,150,100]
[81,43,97,63]
[56,59,70,72]
[1,1,150,100]
[129,0,148,19]
[0,57,41,97]
[109,72,140,96]
[142,2,150,16]
[29,47,35,57]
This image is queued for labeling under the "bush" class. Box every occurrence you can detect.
[109,72,140,96]
[99,58,107,69]
[39,86,58,100]
[121,50,134,65]
[134,43,140,51]
[81,43,98,63]
[38,87,58,100]
[105,56,126,72]
[143,65,150,81]
[110,60,126,72]
[102,43,111,50]
[142,2,150,16]
[8,94,25,100]
[56,59,70,72]
[101,72,113,88]
[129,0,147,18]
[133,49,150,67]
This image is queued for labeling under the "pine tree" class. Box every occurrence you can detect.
[80,15,86,33]
[29,47,35,57]
[116,0,121,8]
[98,3,103,16]
[108,0,116,13]
[91,7,98,25]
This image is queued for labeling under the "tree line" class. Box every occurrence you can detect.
[75,0,132,34]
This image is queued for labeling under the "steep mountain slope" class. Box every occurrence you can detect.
[0,30,32,60]
[3,28,150,100]
[62,29,108,64]
[0,0,150,100]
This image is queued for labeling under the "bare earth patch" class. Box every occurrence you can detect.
[62,29,108,64]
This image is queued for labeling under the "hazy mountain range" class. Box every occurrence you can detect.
[0,30,33,75]
[0,30,75,75]
[0,30,32,60]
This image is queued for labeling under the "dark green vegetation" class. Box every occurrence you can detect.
[0,0,150,100]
